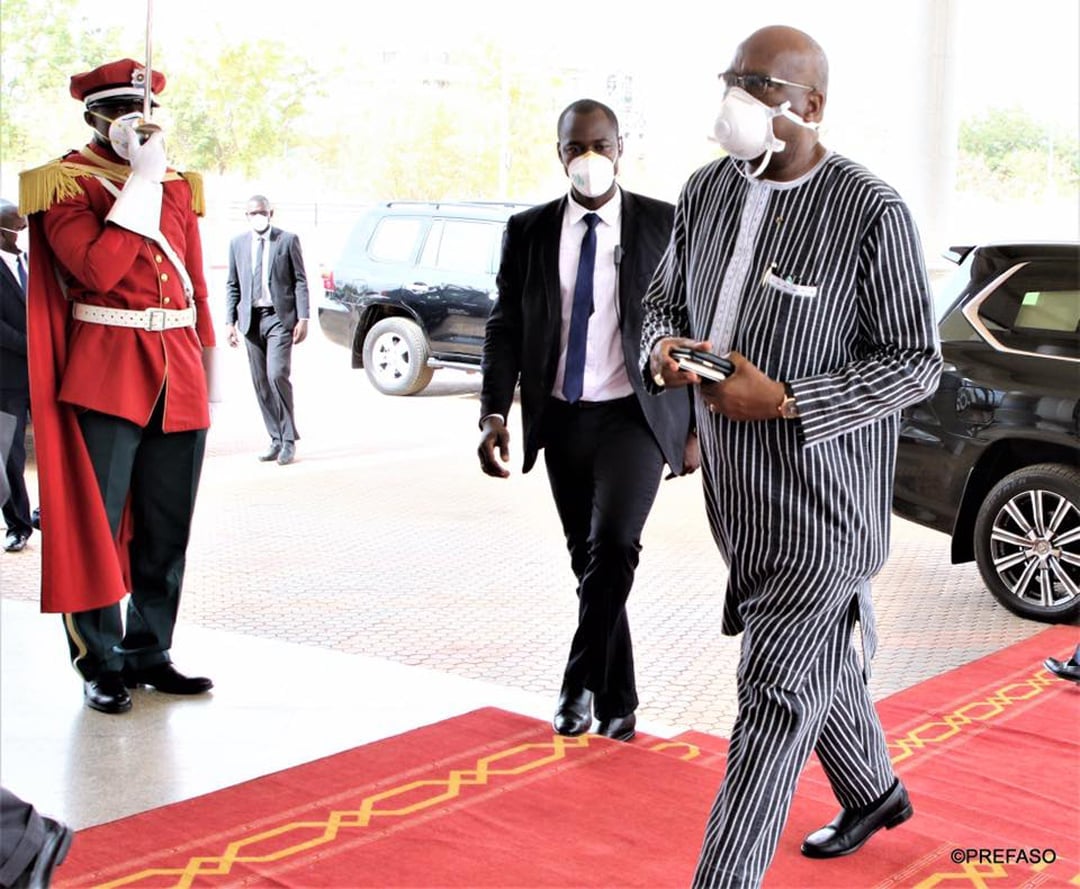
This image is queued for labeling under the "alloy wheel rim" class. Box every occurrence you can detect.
[989,487,1080,611]
[372,332,411,382]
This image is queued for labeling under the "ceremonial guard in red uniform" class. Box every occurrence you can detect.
[19,58,215,714]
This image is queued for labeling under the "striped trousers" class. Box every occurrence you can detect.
[692,601,895,888]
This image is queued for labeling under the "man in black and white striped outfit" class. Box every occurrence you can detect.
[642,25,942,888]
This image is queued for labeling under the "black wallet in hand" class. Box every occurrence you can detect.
[670,347,735,382]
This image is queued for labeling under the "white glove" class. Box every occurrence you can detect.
[128,129,167,183]
[106,128,166,239]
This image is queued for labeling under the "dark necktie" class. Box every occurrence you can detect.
[16,253,27,293]
[253,237,265,303]
[563,212,600,404]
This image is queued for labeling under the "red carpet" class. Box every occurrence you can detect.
[57,627,1079,888]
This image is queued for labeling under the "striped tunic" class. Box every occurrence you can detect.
[641,152,942,692]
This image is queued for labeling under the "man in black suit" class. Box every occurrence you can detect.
[225,195,309,465]
[478,99,695,742]
[0,199,34,553]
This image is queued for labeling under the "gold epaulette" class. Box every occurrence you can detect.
[180,170,205,216]
[20,153,206,217]
[18,158,90,216]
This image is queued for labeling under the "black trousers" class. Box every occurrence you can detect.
[64,399,206,679]
[0,389,32,537]
[542,395,664,719]
[0,787,46,888]
[245,308,299,445]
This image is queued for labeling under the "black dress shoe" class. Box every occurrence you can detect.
[277,441,295,465]
[4,531,29,552]
[122,663,213,695]
[552,686,593,736]
[12,816,74,888]
[1044,653,1080,683]
[801,779,913,858]
[596,712,636,742]
[258,442,281,462]
[84,671,132,714]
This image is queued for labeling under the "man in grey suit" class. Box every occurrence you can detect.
[225,195,309,465]
[0,200,34,553]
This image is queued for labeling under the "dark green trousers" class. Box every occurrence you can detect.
[64,400,206,680]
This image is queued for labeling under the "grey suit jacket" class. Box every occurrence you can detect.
[225,227,310,336]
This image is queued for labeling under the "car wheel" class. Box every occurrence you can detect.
[974,462,1080,623]
[361,317,435,396]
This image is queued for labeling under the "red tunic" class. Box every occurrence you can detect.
[24,141,215,613]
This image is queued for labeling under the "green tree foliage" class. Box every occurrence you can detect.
[0,0,121,164]
[958,106,1079,199]
[165,39,320,176]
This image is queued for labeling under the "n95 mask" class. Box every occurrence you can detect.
[567,152,616,199]
[712,87,818,178]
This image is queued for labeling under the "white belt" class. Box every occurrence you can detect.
[72,302,195,332]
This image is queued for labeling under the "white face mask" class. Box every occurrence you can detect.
[567,152,616,199]
[248,213,271,234]
[1,227,28,254]
[712,87,818,178]
[106,112,145,161]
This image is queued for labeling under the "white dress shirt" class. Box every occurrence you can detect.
[250,232,272,308]
[552,188,632,402]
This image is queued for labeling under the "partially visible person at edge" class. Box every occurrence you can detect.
[640,26,942,887]
[224,194,309,466]
[0,199,35,554]
[0,414,75,887]
[19,58,216,715]
[478,99,695,744]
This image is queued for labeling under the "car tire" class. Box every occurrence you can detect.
[973,462,1080,624]
[361,317,435,396]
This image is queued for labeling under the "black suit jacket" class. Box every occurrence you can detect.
[0,257,28,394]
[481,189,691,474]
[224,227,310,336]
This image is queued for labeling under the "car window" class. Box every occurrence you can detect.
[974,260,1080,356]
[367,217,425,263]
[424,220,500,274]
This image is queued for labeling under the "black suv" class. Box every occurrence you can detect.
[892,242,1080,623]
[318,201,532,395]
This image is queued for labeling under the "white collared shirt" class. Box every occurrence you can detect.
[552,188,632,402]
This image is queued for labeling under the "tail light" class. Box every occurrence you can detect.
[320,267,336,294]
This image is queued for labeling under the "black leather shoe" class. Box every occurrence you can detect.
[277,442,295,465]
[122,663,213,695]
[801,779,912,858]
[12,816,74,888]
[596,712,636,742]
[258,442,281,462]
[552,686,593,736]
[4,531,29,552]
[84,671,132,714]
[1044,653,1080,683]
